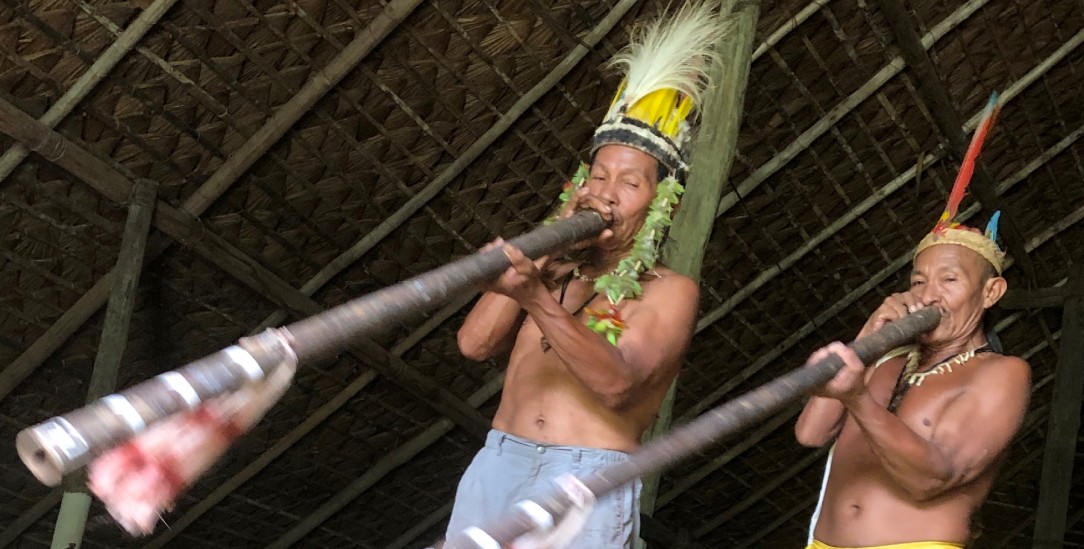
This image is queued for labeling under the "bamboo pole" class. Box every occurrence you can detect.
[49,180,157,549]
[443,308,941,548]
[1032,267,1084,548]
[640,0,761,531]
[714,0,993,218]
[16,211,606,486]
[0,0,418,407]
[0,0,180,182]
[269,0,642,311]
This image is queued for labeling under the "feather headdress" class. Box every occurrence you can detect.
[551,3,728,345]
[916,92,1006,274]
[592,2,727,176]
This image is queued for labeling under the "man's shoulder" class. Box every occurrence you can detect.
[968,352,1031,393]
[643,266,698,292]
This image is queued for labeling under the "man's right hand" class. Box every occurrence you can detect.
[561,187,615,250]
[859,291,930,338]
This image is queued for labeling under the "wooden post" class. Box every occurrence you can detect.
[48,180,156,549]
[1032,267,1084,548]
[639,0,760,538]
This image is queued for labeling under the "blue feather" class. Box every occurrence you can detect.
[985,211,1002,248]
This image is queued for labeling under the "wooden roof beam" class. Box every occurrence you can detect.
[1033,267,1084,547]
[149,4,654,543]
[282,0,642,301]
[0,95,491,434]
[687,119,1084,422]
[642,0,762,524]
[697,30,1084,332]
[180,0,425,215]
[0,98,498,545]
[877,0,1039,285]
[999,287,1068,310]
[49,179,157,549]
[265,375,506,549]
[0,0,416,403]
[715,0,995,218]
[0,0,179,182]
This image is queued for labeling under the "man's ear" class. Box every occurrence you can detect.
[983,276,1008,309]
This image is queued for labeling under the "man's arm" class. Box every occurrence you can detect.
[842,351,1031,501]
[457,291,529,361]
[457,239,562,361]
[795,396,847,448]
[524,271,699,411]
[795,349,883,447]
[797,292,928,447]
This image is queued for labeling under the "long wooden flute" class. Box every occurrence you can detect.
[17,211,608,487]
[442,307,942,548]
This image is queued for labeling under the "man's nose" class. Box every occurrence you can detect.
[595,184,618,206]
[914,283,939,306]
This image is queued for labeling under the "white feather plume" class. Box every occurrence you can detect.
[605,2,727,118]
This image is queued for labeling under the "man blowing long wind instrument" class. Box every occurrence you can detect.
[445,4,730,547]
[796,96,1031,549]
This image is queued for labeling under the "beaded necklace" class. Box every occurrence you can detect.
[887,343,992,414]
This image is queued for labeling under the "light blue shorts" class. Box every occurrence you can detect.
[446,429,642,548]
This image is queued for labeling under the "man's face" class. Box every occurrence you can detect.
[910,244,1005,345]
[586,145,661,252]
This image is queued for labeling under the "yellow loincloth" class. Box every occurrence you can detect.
[806,540,964,549]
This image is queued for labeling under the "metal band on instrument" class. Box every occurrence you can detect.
[102,395,146,432]
[159,371,201,408]
[225,345,265,381]
[43,418,88,461]
[515,500,555,531]
[463,528,501,549]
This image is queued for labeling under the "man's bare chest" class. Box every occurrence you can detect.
[839,361,969,448]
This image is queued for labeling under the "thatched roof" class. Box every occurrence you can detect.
[0,0,1082,547]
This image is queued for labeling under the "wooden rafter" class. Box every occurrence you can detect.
[281,0,642,298]
[0,96,491,434]
[686,123,1084,423]
[0,100,496,544]
[0,0,418,404]
[0,0,180,182]
[180,0,426,215]
[140,292,479,548]
[694,30,1084,345]
[714,0,995,218]
[1032,268,1084,547]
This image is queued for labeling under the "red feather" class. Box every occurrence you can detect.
[933,93,1001,233]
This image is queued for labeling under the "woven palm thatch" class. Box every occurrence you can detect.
[0,0,1082,547]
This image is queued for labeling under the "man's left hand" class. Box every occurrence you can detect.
[810,341,868,403]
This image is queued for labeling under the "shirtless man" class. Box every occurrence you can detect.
[446,143,699,547]
[442,5,722,546]
[795,221,1031,549]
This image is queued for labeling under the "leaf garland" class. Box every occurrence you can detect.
[551,165,684,344]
